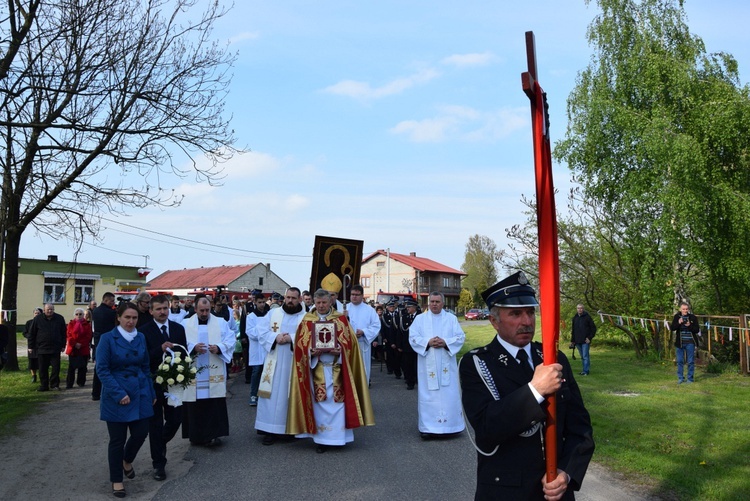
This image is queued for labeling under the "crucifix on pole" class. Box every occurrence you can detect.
[521,30,561,484]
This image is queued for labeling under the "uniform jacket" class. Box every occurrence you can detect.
[96,327,155,423]
[670,312,700,348]
[459,338,594,500]
[571,311,596,344]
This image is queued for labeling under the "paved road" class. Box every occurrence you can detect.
[0,355,654,500]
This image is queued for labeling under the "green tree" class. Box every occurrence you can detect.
[457,288,474,314]
[0,0,238,370]
[461,234,502,305]
[556,0,750,314]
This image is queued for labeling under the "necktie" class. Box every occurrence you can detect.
[516,348,534,379]
[161,324,169,341]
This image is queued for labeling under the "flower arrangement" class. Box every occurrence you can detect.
[155,350,205,391]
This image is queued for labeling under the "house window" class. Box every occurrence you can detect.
[376,261,385,267]
[259,277,264,286]
[361,277,371,287]
[443,277,450,287]
[74,280,95,304]
[44,279,66,304]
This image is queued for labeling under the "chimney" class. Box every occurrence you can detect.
[410,252,416,257]
[48,255,58,262]
[266,263,271,269]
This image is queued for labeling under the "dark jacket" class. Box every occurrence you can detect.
[92,303,117,344]
[29,312,67,355]
[571,311,597,344]
[459,339,594,500]
[141,319,188,394]
[670,312,700,348]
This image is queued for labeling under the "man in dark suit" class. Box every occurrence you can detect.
[459,272,594,501]
[91,292,117,400]
[141,294,188,481]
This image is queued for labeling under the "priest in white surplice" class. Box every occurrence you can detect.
[181,297,235,446]
[345,285,381,382]
[254,288,306,445]
[409,291,465,438]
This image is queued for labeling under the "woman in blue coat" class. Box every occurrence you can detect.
[97,301,156,498]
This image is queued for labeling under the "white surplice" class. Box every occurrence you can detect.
[409,309,466,434]
[245,312,268,366]
[346,302,381,381]
[254,306,305,434]
[182,315,234,399]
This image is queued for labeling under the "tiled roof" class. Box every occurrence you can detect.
[362,250,465,275]
[147,264,257,290]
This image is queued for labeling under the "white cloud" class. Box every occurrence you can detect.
[322,68,440,99]
[229,31,260,45]
[441,52,496,67]
[390,106,528,143]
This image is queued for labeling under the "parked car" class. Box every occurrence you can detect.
[465,308,482,320]
[481,309,490,319]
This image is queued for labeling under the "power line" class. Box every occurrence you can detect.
[99,216,311,260]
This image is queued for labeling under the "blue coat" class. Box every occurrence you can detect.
[97,327,155,423]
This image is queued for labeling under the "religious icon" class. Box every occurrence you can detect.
[312,320,338,352]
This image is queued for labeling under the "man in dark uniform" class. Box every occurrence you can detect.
[382,299,400,378]
[398,298,420,390]
[141,294,188,481]
[459,272,594,500]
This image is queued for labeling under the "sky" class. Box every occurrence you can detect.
[19,0,750,291]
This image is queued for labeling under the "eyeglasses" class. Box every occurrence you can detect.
[75,312,84,316]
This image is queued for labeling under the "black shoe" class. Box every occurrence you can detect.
[66,385,73,389]
[579,372,588,376]
[315,444,328,454]
[112,484,126,498]
[420,433,434,440]
[37,387,49,392]
[395,375,402,379]
[123,464,135,479]
[262,434,276,446]
[92,395,100,401]
[153,469,166,481]
[407,384,415,390]
[31,375,37,383]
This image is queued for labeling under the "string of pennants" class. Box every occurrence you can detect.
[597,311,750,344]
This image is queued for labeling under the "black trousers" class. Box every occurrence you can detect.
[106,418,150,482]
[388,346,402,377]
[66,355,88,388]
[149,392,183,470]
[401,348,418,386]
[92,344,102,399]
[37,352,61,389]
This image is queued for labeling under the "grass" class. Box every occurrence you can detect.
[460,323,750,501]
[0,355,67,437]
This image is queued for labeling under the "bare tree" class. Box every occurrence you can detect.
[0,0,239,370]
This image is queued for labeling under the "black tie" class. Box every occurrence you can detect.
[516,349,534,379]
[161,324,169,341]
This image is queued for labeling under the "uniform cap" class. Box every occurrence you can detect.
[482,271,539,308]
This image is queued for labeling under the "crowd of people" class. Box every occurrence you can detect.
[17,271,648,499]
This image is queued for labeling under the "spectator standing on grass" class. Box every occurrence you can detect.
[670,302,700,384]
[571,304,596,376]
[24,307,43,382]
